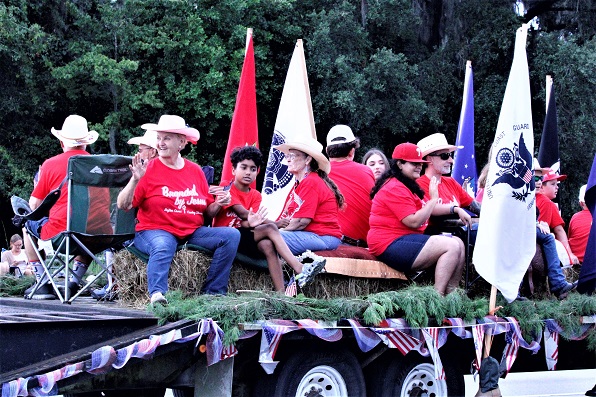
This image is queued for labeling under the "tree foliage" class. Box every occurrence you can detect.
[1,0,595,244]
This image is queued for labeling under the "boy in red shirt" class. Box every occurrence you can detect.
[213,146,324,291]
[537,169,580,265]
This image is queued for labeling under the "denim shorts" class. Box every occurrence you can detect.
[237,228,265,259]
[25,217,49,239]
[377,234,430,272]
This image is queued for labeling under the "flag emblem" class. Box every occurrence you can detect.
[491,136,534,201]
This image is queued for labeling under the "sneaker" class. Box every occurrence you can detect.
[25,283,56,300]
[57,281,80,300]
[91,285,118,301]
[296,252,326,288]
[150,292,168,306]
[553,281,577,300]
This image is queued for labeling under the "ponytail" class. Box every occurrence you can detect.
[309,159,345,209]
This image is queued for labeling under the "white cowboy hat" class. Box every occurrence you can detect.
[275,136,331,174]
[141,115,200,144]
[127,130,158,149]
[417,133,462,157]
[51,115,98,147]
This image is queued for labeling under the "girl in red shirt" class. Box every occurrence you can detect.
[368,143,465,296]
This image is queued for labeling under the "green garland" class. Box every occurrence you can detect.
[150,286,595,347]
[2,275,593,350]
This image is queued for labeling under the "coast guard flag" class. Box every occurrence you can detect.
[221,29,258,187]
[261,39,317,220]
[538,79,561,174]
[452,60,477,196]
[577,153,596,295]
[473,25,537,302]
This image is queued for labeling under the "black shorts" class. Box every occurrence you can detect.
[237,228,265,259]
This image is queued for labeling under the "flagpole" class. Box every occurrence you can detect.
[545,75,553,110]
[482,285,498,357]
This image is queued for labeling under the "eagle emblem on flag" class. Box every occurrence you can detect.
[491,134,534,202]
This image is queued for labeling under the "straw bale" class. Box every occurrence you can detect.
[113,249,412,305]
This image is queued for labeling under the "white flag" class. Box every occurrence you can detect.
[261,39,317,220]
[473,25,536,303]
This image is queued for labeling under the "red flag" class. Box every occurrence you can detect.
[221,29,258,187]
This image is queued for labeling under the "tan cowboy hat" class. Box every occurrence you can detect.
[532,158,548,175]
[275,136,331,174]
[51,115,98,147]
[417,133,463,157]
[128,130,158,149]
[141,115,200,144]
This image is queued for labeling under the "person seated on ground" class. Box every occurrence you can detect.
[213,146,325,291]
[537,169,580,265]
[92,129,160,301]
[274,135,344,256]
[569,184,591,263]
[1,234,33,277]
[117,115,240,306]
[23,115,111,299]
[530,162,576,299]
[416,133,480,232]
[326,125,375,248]
[367,143,465,296]
[362,148,389,181]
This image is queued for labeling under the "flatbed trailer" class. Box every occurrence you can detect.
[1,297,594,397]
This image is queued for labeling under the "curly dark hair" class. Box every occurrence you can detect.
[370,159,425,200]
[230,146,263,168]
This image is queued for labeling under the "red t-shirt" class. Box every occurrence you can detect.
[286,173,342,238]
[329,160,375,241]
[536,193,565,229]
[212,183,262,228]
[133,158,213,239]
[568,209,592,262]
[31,149,110,240]
[367,178,428,256]
[417,174,474,207]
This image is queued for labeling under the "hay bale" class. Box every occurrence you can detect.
[114,249,412,305]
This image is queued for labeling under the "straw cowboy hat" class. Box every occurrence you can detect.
[127,130,158,149]
[275,135,331,174]
[51,115,98,147]
[141,115,200,144]
[417,133,463,158]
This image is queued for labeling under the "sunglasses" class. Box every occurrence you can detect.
[534,175,543,182]
[428,152,453,160]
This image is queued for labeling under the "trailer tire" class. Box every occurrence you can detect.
[269,349,365,397]
[366,352,464,397]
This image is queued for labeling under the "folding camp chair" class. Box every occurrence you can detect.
[23,154,135,303]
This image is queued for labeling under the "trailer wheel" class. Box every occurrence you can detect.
[366,353,464,397]
[271,349,365,397]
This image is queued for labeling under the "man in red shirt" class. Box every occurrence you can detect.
[325,125,375,247]
[569,184,591,263]
[537,169,580,265]
[24,115,102,299]
[416,133,480,234]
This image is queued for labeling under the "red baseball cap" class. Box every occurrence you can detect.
[392,143,429,163]
[542,168,567,182]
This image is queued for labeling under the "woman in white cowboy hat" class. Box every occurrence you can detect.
[368,143,465,296]
[416,133,480,229]
[274,135,344,257]
[23,115,110,299]
[117,115,240,305]
[127,129,158,162]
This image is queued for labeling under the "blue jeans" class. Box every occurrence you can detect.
[134,227,240,296]
[280,230,341,255]
[536,228,568,292]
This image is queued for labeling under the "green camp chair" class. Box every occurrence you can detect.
[24,154,135,303]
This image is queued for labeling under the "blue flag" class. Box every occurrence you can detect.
[578,153,596,295]
[452,60,477,196]
[537,86,561,173]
